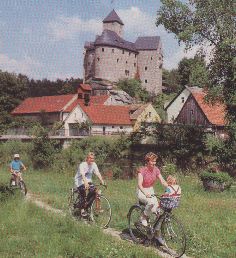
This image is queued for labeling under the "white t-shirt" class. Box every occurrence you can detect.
[74,161,99,187]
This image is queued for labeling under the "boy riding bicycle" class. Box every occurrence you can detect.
[9,154,26,185]
[74,152,105,217]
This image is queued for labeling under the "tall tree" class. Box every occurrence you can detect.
[156,0,236,171]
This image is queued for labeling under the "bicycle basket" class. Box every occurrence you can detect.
[160,196,180,210]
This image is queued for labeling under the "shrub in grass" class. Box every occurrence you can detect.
[200,170,233,191]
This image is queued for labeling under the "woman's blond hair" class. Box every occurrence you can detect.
[144,152,158,162]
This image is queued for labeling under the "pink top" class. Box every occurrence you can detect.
[139,166,161,188]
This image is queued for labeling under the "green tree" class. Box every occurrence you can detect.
[156,0,236,172]
[162,68,181,93]
[116,79,149,101]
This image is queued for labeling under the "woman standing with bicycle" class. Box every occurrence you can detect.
[137,152,168,227]
[74,152,105,217]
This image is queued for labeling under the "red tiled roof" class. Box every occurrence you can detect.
[78,102,132,125]
[64,95,109,112]
[80,84,92,91]
[12,94,75,114]
[192,92,226,126]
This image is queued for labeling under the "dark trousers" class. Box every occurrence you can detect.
[77,183,96,209]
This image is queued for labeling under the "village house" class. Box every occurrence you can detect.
[12,84,161,136]
[165,86,227,137]
[83,9,163,95]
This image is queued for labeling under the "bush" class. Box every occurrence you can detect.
[200,170,233,189]
[162,162,177,177]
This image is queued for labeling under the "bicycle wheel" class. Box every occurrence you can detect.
[161,214,186,258]
[90,195,111,228]
[68,188,78,215]
[128,205,147,243]
[19,180,27,195]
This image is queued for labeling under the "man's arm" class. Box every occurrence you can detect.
[158,174,168,188]
[93,164,105,185]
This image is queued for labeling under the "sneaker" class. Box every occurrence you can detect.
[140,217,148,227]
[156,236,165,246]
[81,209,88,217]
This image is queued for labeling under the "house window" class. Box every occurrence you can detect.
[122,50,125,54]
[149,112,151,117]
[102,48,104,52]
[120,126,123,129]
[190,110,194,115]
[134,63,136,67]
[112,126,115,128]
[117,58,119,63]
[145,79,148,83]
[112,49,114,53]
[181,97,185,103]
[145,66,147,71]
[78,93,83,99]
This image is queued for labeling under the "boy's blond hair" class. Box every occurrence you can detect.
[86,152,95,160]
[167,175,177,185]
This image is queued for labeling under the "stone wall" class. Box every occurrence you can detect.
[94,46,137,81]
[103,22,123,37]
[137,48,163,95]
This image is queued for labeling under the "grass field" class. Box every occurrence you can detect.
[1,168,236,258]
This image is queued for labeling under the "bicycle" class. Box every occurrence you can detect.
[68,183,112,228]
[127,194,186,258]
[9,170,27,195]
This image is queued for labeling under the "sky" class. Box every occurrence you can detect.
[0,0,198,81]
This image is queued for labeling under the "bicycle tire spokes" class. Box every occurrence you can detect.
[161,214,186,258]
[90,195,111,228]
[128,205,147,244]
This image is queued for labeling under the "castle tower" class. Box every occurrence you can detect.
[102,9,124,37]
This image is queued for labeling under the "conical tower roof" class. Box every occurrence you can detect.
[103,9,124,25]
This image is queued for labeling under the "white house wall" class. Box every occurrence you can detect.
[91,124,133,135]
[63,106,89,136]
[166,88,190,123]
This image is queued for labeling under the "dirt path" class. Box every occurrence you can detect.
[25,191,188,258]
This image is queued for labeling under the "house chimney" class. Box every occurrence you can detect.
[84,93,90,106]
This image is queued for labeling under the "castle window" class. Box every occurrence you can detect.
[112,49,114,53]
[117,58,119,63]
[145,66,147,71]
[145,79,148,83]
[129,52,131,56]
[159,63,163,69]
[97,57,100,61]
[122,50,125,54]
[125,70,129,76]
[151,56,153,60]
[126,61,128,64]
[135,54,137,58]
[102,48,104,52]
[134,63,136,67]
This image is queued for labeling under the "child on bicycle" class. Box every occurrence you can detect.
[137,152,168,227]
[74,152,105,216]
[162,175,181,197]
[9,154,26,185]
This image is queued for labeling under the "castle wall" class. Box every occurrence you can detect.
[103,22,123,37]
[94,46,137,82]
[137,47,163,95]
[84,49,95,80]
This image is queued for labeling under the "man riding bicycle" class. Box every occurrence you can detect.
[74,152,105,217]
[10,154,26,185]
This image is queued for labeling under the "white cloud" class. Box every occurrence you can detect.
[118,7,161,37]
[48,16,102,40]
[0,53,42,78]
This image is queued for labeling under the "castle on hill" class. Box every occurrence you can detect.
[83,9,163,95]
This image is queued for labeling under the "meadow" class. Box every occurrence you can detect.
[0,168,235,258]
